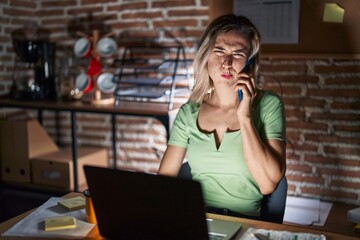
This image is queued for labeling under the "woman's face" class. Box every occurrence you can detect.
[207,29,250,87]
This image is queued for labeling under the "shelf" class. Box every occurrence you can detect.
[113,43,193,109]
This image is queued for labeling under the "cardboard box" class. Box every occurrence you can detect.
[31,147,108,190]
[0,118,59,183]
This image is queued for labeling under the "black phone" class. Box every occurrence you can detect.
[242,57,255,74]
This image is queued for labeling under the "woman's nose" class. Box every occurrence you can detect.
[221,55,233,68]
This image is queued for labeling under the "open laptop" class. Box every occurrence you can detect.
[84,165,242,240]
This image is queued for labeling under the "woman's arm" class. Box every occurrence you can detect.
[240,116,286,195]
[157,145,187,177]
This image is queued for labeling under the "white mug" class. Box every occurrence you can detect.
[96,37,117,58]
[74,37,92,58]
[97,72,116,94]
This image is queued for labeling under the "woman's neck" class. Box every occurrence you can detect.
[206,88,238,108]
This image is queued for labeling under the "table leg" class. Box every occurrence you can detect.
[70,111,78,192]
[111,114,117,169]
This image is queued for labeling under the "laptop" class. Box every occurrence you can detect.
[84,165,242,240]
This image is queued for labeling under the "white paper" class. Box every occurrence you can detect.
[283,196,321,225]
[313,201,333,226]
[2,197,95,239]
[233,0,300,44]
[241,227,326,240]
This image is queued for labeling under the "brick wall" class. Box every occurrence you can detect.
[0,0,359,205]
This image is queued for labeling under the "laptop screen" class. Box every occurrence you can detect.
[84,165,209,240]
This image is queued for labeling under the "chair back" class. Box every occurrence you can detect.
[177,162,288,223]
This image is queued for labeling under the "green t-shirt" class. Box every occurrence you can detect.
[168,90,286,217]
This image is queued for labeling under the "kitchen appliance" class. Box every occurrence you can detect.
[11,25,57,100]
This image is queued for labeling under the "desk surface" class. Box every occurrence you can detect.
[0,193,358,240]
[0,98,180,116]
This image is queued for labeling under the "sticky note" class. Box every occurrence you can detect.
[58,196,86,211]
[355,223,360,232]
[44,216,76,231]
[323,3,345,23]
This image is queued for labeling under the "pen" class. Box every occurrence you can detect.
[253,233,269,240]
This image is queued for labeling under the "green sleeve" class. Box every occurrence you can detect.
[259,92,286,142]
[168,105,189,148]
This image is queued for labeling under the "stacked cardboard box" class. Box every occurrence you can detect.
[0,117,108,190]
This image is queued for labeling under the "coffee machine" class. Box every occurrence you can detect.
[11,24,57,100]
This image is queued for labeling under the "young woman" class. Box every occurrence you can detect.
[158,14,286,219]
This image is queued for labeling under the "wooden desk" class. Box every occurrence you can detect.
[285,202,360,238]
[0,193,358,240]
[0,98,179,191]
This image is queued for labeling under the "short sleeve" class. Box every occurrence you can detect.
[259,92,286,142]
[168,104,190,148]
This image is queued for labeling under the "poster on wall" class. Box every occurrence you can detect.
[233,0,300,44]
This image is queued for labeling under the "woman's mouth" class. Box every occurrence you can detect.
[221,73,233,79]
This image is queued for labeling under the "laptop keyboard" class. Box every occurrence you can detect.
[208,233,226,240]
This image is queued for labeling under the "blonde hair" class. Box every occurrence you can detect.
[190,14,261,103]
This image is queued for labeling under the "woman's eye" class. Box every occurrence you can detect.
[213,50,224,55]
[233,53,246,59]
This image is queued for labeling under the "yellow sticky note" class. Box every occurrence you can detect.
[58,196,86,211]
[323,3,345,23]
[45,216,76,231]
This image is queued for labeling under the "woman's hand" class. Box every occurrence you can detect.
[234,72,257,119]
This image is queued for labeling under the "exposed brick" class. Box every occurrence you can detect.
[110,21,148,30]
[292,142,318,152]
[286,163,312,173]
[36,9,65,16]
[152,0,196,8]
[334,124,360,132]
[307,88,360,98]
[117,117,149,125]
[284,109,305,119]
[107,2,148,12]
[324,146,360,157]
[314,65,360,74]
[262,75,319,84]
[3,7,35,16]
[153,19,198,28]
[41,0,77,7]
[81,0,116,4]
[286,131,302,141]
[305,134,360,145]
[0,0,359,206]
[287,121,328,131]
[331,179,360,189]
[40,18,72,25]
[10,0,36,8]
[283,97,326,108]
[286,175,324,185]
[168,9,208,17]
[310,112,360,121]
[67,6,103,15]
[331,102,360,111]
[304,155,360,167]
[260,64,308,73]
[77,133,107,141]
[301,187,358,200]
[122,11,163,20]
[0,17,9,24]
[325,77,360,85]
[164,29,203,38]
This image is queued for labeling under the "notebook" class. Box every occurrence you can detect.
[84,165,242,240]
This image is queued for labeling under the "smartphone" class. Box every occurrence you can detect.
[238,58,255,101]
